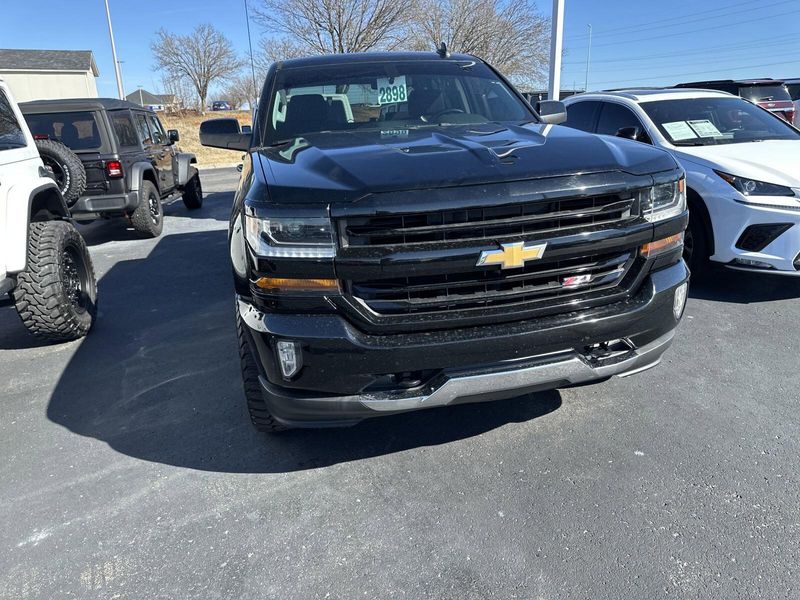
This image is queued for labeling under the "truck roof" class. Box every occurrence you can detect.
[277,51,480,69]
[18,97,147,113]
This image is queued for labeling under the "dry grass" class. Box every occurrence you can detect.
[159,110,252,167]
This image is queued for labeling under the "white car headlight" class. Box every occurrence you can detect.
[245,214,335,258]
[715,171,795,197]
[640,178,686,222]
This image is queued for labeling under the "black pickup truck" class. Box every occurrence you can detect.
[21,98,202,237]
[200,51,690,431]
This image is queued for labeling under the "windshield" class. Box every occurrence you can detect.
[739,85,792,103]
[641,96,800,146]
[263,60,532,143]
[24,111,103,151]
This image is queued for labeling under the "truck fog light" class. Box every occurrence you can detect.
[673,282,688,320]
[276,340,302,379]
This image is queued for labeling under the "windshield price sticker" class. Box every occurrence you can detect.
[377,75,407,105]
[687,119,722,138]
[662,121,698,141]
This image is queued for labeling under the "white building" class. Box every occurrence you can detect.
[0,49,99,102]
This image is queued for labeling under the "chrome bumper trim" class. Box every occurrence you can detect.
[360,330,675,412]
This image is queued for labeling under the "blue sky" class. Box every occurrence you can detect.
[2,0,800,98]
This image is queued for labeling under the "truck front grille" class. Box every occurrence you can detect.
[340,193,636,247]
[348,249,637,316]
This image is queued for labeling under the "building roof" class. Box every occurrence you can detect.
[19,97,149,113]
[0,49,99,76]
[572,88,735,103]
[126,89,163,105]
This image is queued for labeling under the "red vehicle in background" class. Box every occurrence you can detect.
[674,79,795,124]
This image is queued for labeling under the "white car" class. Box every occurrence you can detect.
[563,89,800,275]
[0,78,97,341]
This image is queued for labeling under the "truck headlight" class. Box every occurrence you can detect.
[245,214,335,258]
[640,178,686,222]
[715,171,795,197]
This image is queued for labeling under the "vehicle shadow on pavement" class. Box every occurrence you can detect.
[689,266,800,304]
[0,302,46,350]
[78,191,232,247]
[44,228,562,473]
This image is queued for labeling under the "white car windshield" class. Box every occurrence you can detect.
[641,96,800,146]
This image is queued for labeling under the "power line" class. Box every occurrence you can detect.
[589,59,800,87]
[565,0,791,40]
[584,7,800,49]
[566,43,800,75]
[562,34,798,66]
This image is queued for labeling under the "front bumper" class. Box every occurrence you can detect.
[711,197,800,275]
[240,259,689,427]
[70,191,139,216]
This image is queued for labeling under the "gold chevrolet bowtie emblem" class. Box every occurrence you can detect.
[477,241,548,269]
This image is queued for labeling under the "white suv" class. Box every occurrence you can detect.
[0,78,97,341]
[563,89,800,275]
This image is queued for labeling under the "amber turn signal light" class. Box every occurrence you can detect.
[254,277,339,292]
[640,233,684,258]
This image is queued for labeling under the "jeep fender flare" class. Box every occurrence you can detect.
[175,152,198,187]
[129,162,160,200]
[4,178,68,275]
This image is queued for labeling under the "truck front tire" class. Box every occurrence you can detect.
[13,220,97,342]
[130,180,164,237]
[236,309,287,433]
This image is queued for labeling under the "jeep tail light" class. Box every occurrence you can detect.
[105,160,123,178]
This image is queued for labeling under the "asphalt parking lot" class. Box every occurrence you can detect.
[1,167,799,599]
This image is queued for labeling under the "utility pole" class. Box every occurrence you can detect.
[104,0,124,99]
[584,24,592,92]
[244,0,258,109]
[547,0,565,101]
[117,60,126,98]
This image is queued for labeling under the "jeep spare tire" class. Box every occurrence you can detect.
[35,138,86,206]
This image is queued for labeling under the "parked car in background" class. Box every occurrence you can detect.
[200,51,689,432]
[564,88,800,275]
[783,78,800,126]
[20,98,203,237]
[212,101,232,111]
[674,79,795,123]
[0,78,97,341]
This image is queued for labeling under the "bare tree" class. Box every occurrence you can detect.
[223,74,260,110]
[253,0,410,55]
[407,0,549,87]
[151,24,243,113]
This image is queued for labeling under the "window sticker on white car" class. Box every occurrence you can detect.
[662,121,698,141]
[376,76,407,105]
[687,119,722,138]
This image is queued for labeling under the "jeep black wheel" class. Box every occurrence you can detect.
[182,173,203,210]
[130,180,164,237]
[236,306,287,433]
[35,138,86,206]
[13,220,97,342]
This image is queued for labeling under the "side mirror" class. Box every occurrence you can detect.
[535,100,567,125]
[241,125,252,134]
[199,118,250,151]
[167,129,180,143]
[615,126,647,142]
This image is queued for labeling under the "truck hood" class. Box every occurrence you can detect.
[256,123,677,204]
[673,140,800,188]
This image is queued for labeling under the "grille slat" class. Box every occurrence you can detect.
[341,194,635,247]
[350,250,635,315]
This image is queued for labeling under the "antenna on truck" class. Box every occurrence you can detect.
[437,42,450,58]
